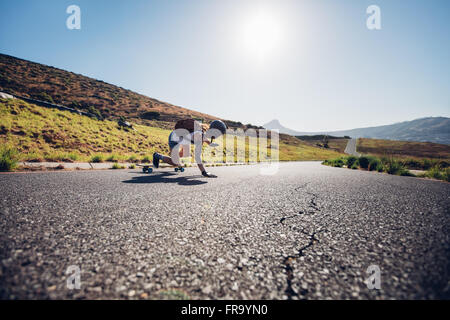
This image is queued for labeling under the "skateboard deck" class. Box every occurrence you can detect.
[136,164,185,174]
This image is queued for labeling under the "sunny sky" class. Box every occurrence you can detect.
[1,0,449,131]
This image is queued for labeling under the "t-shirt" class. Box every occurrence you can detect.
[170,130,203,146]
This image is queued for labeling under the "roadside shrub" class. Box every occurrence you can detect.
[90,154,104,163]
[128,164,136,169]
[111,163,125,169]
[368,158,382,171]
[402,158,422,170]
[350,163,359,170]
[330,158,344,167]
[106,154,119,162]
[444,168,450,182]
[142,155,151,163]
[68,152,79,161]
[426,166,443,180]
[385,160,404,175]
[436,160,449,169]
[44,152,79,162]
[0,147,18,171]
[128,155,138,163]
[345,156,358,168]
[376,163,384,172]
[400,170,414,177]
[422,159,433,170]
[358,156,370,169]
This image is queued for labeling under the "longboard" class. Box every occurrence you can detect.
[136,164,185,174]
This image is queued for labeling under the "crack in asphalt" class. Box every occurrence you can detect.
[279,184,326,299]
[283,230,323,299]
[307,192,321,213]
[279,186,321,226]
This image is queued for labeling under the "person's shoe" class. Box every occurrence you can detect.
[202,171,217,178]
[153,152,160,168]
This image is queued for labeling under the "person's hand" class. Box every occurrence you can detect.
[202,171,217,178]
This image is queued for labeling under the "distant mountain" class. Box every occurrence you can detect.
[263,119,307,136]
[263,117,450,145]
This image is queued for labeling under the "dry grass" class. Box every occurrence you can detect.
[357,138,450,160]
[0,53,217,126]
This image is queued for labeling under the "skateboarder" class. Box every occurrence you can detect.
[152,119,227,178]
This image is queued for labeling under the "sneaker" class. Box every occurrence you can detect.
[152,152,160,168]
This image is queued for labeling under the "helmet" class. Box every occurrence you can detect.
[209,120,227,138]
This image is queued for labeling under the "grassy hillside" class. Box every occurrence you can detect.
[357,138,450,160]
[0,98,170,162]
[0,53,218,127]
[296,135,350,153]
[0,98,343,164]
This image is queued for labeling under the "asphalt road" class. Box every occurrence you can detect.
[0,162,449,300]
[344,138,361,157]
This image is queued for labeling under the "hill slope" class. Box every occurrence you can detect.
[0,53,218,126]
[0,98,343,163]
[264,118,450,144]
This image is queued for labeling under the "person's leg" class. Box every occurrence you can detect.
[153,142,183,168]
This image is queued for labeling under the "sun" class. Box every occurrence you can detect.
[240,9,284,62]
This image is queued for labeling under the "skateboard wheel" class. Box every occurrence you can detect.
[175,168,179,172]
[148,168,153,173]
[142,168,147,173]
[180,167,185,172]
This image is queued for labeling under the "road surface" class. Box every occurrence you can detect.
[344,138,361,157]
[0,162,449,299]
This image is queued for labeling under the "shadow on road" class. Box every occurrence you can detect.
[122,172,207,186]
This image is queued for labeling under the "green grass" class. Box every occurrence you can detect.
[322,157,345,167]
[419,166,450,182]
[323,155,415,177]
[1,98,171,162]
[0,147,18,171]
[90,154,104,163]
[1,98,347,165]
[111,163,125,169]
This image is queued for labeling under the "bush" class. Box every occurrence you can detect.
[141,111,160,120]
[111,163,125,169]
[128,164,136,169]
[323,157,349,168]
[350,163,359,170]
[0,147,18,171]
[399,169,415,177]
[437,160,449,169]
[106,154,119,162]
[426,166,443,180]
[37,92,54,103]
[376,163,384,172]
[142,155,151,163]
[368,158,382,171]
[90,154,104,163]
[385,160,404,175]
[87,106,102,119]
[444,168,450,182]
[345,156,358,168]
[358,156,370,169]
[128,155,138,163]
[402,158,422,170]
[422,159,433,170]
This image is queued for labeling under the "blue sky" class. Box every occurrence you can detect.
[0,0,449,131]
